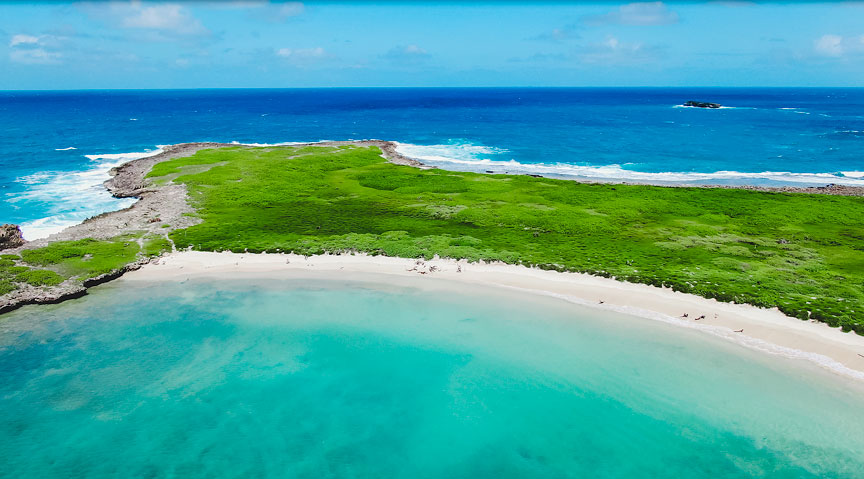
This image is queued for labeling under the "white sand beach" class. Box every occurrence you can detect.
[122,251,864,382]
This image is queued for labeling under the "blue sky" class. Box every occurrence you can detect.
[2,1,864,88]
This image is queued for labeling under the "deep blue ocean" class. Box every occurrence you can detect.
[2,88,863,239]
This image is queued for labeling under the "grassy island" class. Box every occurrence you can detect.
[4,144,864,331]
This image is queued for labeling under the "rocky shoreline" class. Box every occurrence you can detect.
[0,141,424,314]
[1,140,862,315]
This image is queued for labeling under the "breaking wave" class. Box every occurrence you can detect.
[9,138,864,242]
[9,149,163,240]
[394,142,864,187]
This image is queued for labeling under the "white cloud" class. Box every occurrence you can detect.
[10,48,61,65]
[8,34,62,64]
[530,25,581,43]
[583,2,679,26]
[710,1,757,7]
[276,47,326,63]
[223,1,304,23]
[278,2,304,18]
[277,47,324,58]
[207,1,269,8]
[121,3,208,35]
[815,34,844,57]
[9,34,40,47]
[78,2,209,38]
[577,35,660,64]
[209,0,303,16]
[382,45,431,64]
[508,52,569,63]
[814,34,864,58]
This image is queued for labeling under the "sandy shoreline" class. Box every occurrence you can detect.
[4,140,862,314]
[121,250,864,382]
[5,140,864,382]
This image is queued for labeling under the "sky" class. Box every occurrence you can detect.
[2,1,864,89]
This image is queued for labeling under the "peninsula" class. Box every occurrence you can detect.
[2,141,864,374]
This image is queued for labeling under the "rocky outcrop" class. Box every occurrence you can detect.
[0,281,86,314]
[684,101,722,109]
[0,224,25,250]
[0,140,432,315]
[725,183,864,197]
[0,257,152,315]
[106,143,228,198]
[104,140,430,200]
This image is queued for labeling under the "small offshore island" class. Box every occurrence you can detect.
[683,100,723,109]
[2,141,864,375]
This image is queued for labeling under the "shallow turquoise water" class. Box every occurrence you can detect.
[1,277,863,478]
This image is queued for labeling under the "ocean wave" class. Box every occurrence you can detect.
[395,142,508,164]
[835,129,864,137]
[394,142,864,186]
[83,151,161,162]
[9,149,162,240]
[228,139,350,147]
[54,147,77,151]
[778,107,811,115]
[230,140,309,147]
[9,140,864,241]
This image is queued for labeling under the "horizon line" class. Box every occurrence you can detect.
[2,85,864,92]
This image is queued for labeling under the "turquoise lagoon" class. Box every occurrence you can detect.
[1,276,863,478]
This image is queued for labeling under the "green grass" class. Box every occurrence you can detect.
[143,145,864,332]
[20,237,142,278]
[0,234,173,298]
[8,144,864,332]
[0,254,64,293]
[14,269,64,287]
[142,236,172,257]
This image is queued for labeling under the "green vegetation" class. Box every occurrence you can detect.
[7,144,864,332]
[1,235,171,296]
[21,237,143,278]
[0,255,64,294]
[144,145,864,332]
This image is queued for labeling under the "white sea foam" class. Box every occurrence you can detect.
[229,140,339,147]
[83,151,159,162]
[230,140,302,147]
[54,147,77,151]
[776,107,812,115]
[10,149,163,240]
[11,140,863,241]
[394,142,864,187]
